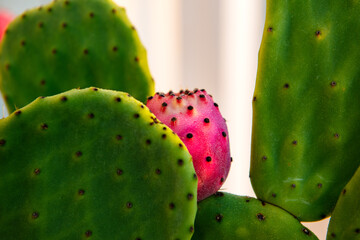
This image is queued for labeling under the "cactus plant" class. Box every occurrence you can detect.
[146,89,231,201]
[251,0,360,221]
[326,166,360,239]
[0,87,197,239]
[0,0,154,113]
[193,192,319,240]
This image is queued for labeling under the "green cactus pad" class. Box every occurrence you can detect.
[0,0,154,113]
[326,166,360,239]
[0,87,197,239]
[192,192,318,240]
[251,0,360,221]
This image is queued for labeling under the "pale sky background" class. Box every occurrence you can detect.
[0,0,330,238]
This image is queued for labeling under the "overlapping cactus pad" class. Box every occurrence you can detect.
[327,166,360,239]
[193,192,318,240]
[0,0,154,113]
[0,87,197,239]
[251,0,360,221]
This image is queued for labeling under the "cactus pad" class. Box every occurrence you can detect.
[327,166,360,239]
[0,0,154,112]
[251,0,360,221]
[0,87,197,239]
[192,192,318,240]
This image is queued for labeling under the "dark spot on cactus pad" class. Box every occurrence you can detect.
[230,157,233,162]
[78,189,85,195]
[261,201,266,206]
[112,8,117,14]
[116,169,123,175]
[193,173,197,179]
[47,7,52,12]
[187,105,193,110]
[185,89,190,95]
[140,105,144,108]
[284,83,290,88]
[88,113,95,119]
[179,90,184,94]
[32,212,39,219]
[272,193,276,198]
[204,118,210,123]
[92,87,98,91]
[52,49,57,54]
[206,156,212,162]
[162,134,167,139]
[179,143,183,148]
[215,192,224,197]
[187,193,194,200]
[200,89,205,92]
[315,30,321,37]
[222,132,227,137]
[65,1,70,6]
[253,97,257,102]
[292,140,298,145]
[38,22,44,28]
[320,214,326,219]
[176,96,182,101]
[190,226,194,233]
[41,123,48,130]
[155,169,161,175]
[214,103,218,107]
[257,213,265,221]
[291,184,296,188]
[342,189,347,195]
[116,135,123,140]
[334,133,339,138]
[15,110,22,116]
[146,139,151,145]
[135,57,139,62]
[21,14,26,19]
[62,22,67,28]
[5,63,10,71]
[303,228,310,235]
[267,27,273,32]
[131,26,136,30]
[135,238,141,240]
[147,96,153,101]
[186,133,193,139]
[75,151,82,157]
[355,228,360,233]
[20,40,26,46]
[171,117,177,122]
[169,203,175,209]
[331,81,336,87]
[61,96,67,102]
[199,94,205,99]
[83,49,89,55]
[215,214,223,222]
[126,202,133,208]
[85,230,92,237]
[245,199,250,203]
[178,159,184,166]
[89,12,94,18]
[318,183,323,188]
[220,177,225,183]
[134,114,140,118]
[115,97,121,102]
[40,79,46,85]
[34,168,40,175]
[162,102,167,107]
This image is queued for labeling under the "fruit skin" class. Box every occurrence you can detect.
[146,89,231,201]
[0,87,197,240]
[0,0,154,113]
[251,0,360,221]
[193,192,319,240]
[0,10,12,41]
[326,166,360,239]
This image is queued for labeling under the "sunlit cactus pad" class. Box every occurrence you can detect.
[251,0,360,221]
[193,192,318,240]
[0,87,197,239]
[0,0,154,113]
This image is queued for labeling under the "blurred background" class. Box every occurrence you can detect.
[0,0,329,238]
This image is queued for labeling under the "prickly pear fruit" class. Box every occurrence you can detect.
[193,192,319,240]
[326,166,360,239]
[0,0,154,113]
[0,87,197,239]
[0,10,12,41]
[251,0,360,221]
[146,89,231,201]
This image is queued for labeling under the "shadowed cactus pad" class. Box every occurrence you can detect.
[0,0,154,112]
[0,87,197,239]
[251,0,360,221]
[192,192,318,240]
[327,166,360,239]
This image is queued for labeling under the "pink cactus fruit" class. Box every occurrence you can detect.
[0,10,12,41]
[146,89,231,201]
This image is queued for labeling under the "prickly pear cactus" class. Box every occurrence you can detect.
[192,192,318,240]
[0,0,154,113]
[0,87,197,239]
[251,0,360,221]
[326,166,360,239]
